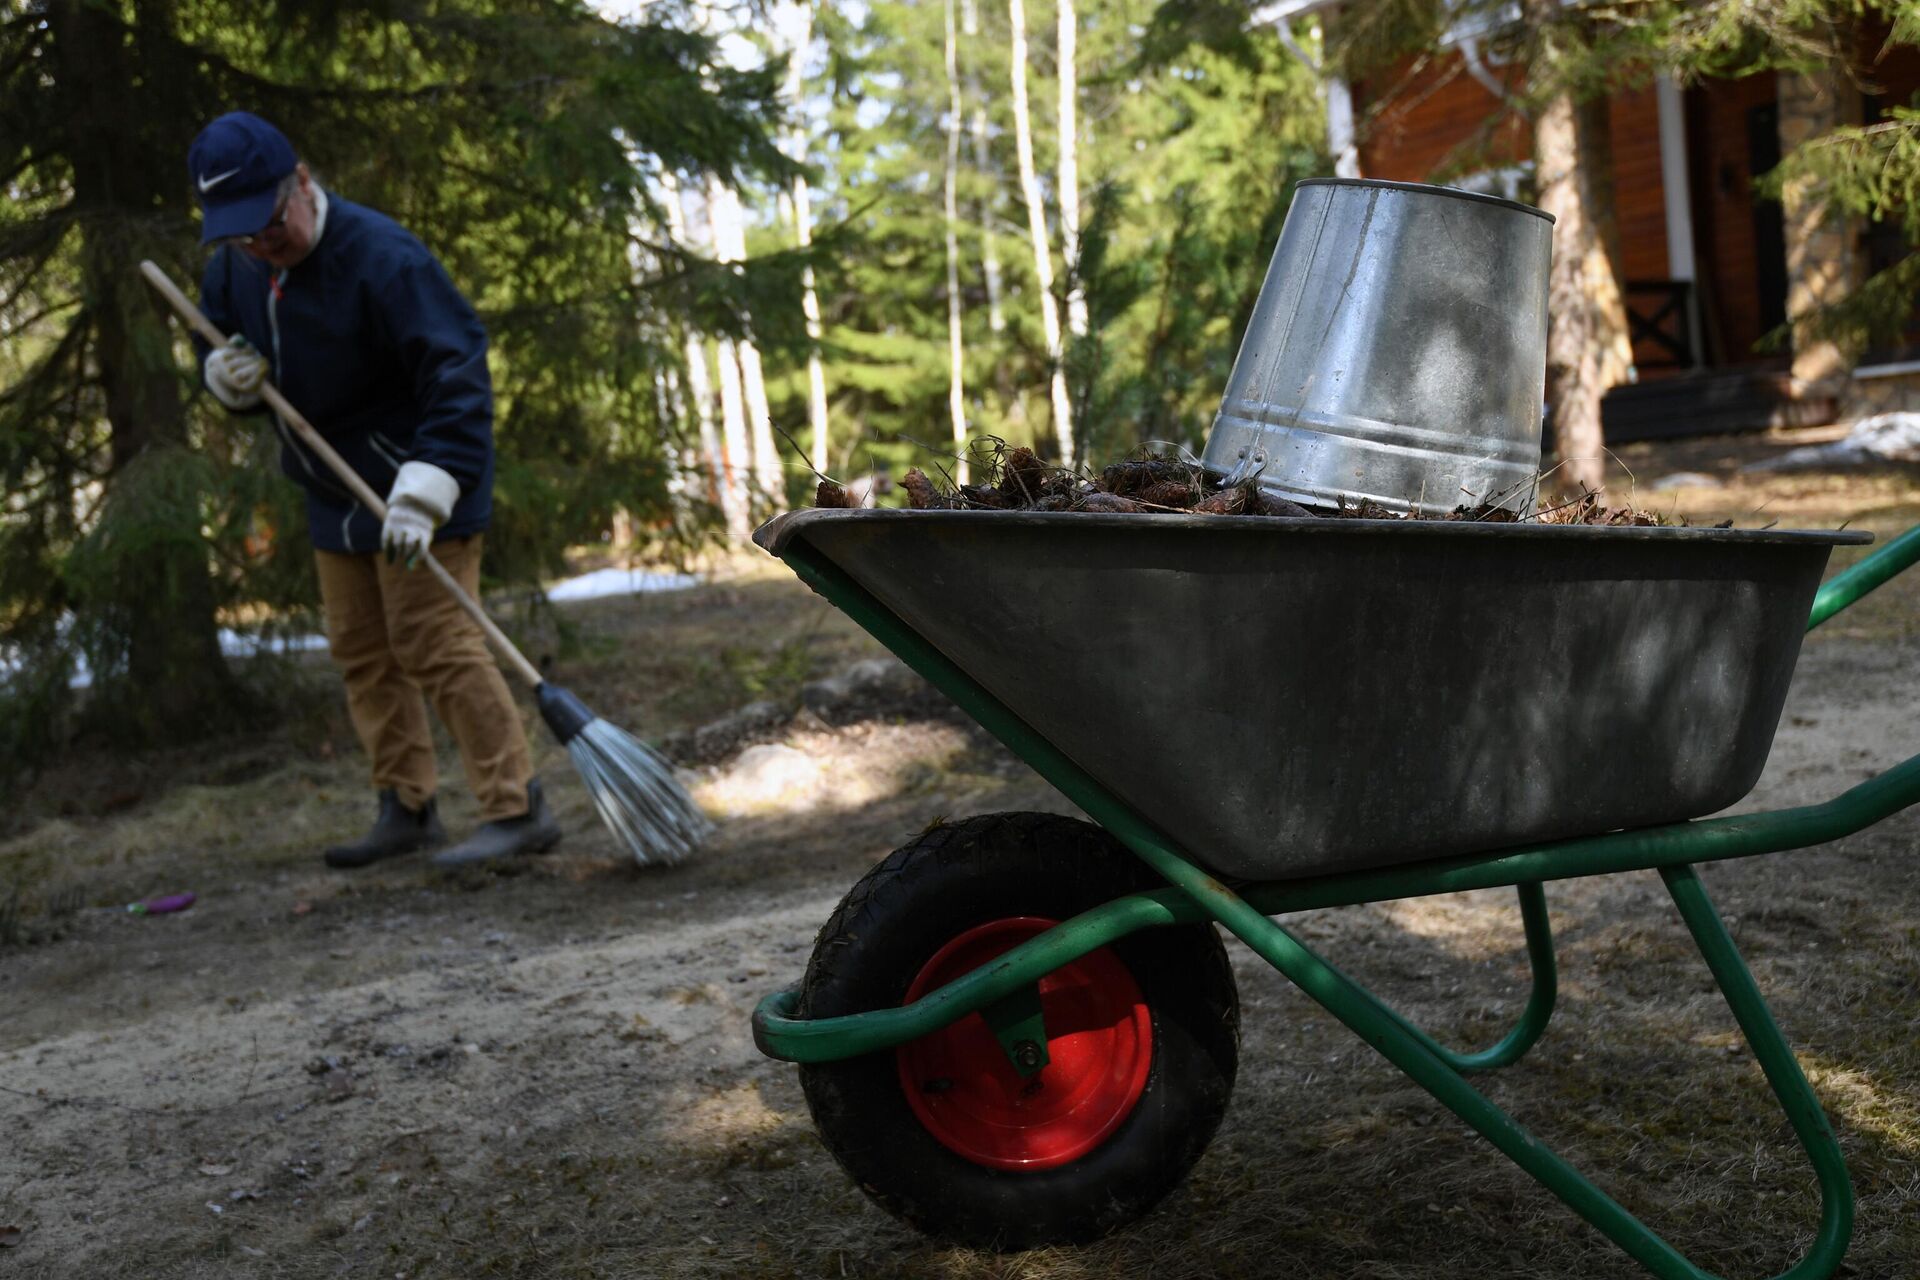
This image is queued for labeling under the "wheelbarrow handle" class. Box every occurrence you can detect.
[136,259,544,691]
[1807,521,1920,630]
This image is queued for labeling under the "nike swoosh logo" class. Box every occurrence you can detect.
[198,167,241,193]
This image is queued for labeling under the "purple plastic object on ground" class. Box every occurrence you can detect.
[127,892,196,916]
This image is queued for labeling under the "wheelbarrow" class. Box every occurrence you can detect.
[748,507,1920,1276]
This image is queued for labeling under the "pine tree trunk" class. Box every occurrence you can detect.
[1526,0,1635,499]
[944,0,970,483]
[1534,89,1611,498]
[1576,95,1636,391]
[1008,0,1074,465]
[1056,0,1087,340]
[50,0,240,742]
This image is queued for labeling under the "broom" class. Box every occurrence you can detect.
[139,260,710,867]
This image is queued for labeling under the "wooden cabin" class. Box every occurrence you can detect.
[1268,2,1920,438]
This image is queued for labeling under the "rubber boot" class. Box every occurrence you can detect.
[430,779,563,870]
[323,789,447,869]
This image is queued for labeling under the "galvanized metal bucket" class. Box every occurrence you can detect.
[1203,178,1554,515]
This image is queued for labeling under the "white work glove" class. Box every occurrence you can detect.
[204,336,266,410]
[381,461,460,567]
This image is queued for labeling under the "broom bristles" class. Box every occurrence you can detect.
[567,717,711,866]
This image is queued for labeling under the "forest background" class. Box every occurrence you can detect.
[0,0,1913,778]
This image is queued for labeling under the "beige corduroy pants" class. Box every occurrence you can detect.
[314,535,530,821]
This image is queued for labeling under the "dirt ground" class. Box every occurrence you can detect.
[3,432,1918,1280]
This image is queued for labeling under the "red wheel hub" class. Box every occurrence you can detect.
[896,917,1153,1171]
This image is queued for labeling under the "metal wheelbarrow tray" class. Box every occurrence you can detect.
[758,509,1854,879]
[750,508,1920,1278]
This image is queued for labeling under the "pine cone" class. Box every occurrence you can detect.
[814,479,857,509]
[1248,492,1311,518]
[901,468,955,510]
[1076,492,1147,513]
[1132,479,1200,509]
[1099,459,1191,496]
[1194,485,1249,515]
[996,448,1048,505]
[958,483,1011,509]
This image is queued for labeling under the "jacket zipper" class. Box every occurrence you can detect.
[368,433,404,474]
[268,265,359,550]
[266,269,321,486]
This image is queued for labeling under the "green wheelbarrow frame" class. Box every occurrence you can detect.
[753,522,1920,1280]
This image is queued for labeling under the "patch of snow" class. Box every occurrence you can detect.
[543,566,702,602]
[2,563,700,691]
[1649,471,1723,491]
[1743,412,1920,473]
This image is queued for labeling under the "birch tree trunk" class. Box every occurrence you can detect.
[672,0,758,530]
[707,173,784,512]
[652,368,678,524]
[779,2,832,479]
[1008,0,1074,465]
[664,172,749,540]
[962,0,1005,335]
[648,365,701,548]
[1056,0,1087,339]
[682,347,729,524]
[658,366,703,507]
[712,331,754,531]
[792,179,831,480]
[1326,73,1361,178]
[1275,16,1360,178]
[944,0,970,482]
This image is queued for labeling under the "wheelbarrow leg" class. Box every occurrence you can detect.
[1344,881,1558,1074]
[1149,852,1852,1279]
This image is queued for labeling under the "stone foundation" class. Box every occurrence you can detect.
[1844,368,1920,420]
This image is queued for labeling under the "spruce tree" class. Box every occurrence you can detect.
[0,0,797,769]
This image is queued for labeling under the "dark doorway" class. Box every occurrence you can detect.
[1746,102,1789,337]
[1862,87,1920,364]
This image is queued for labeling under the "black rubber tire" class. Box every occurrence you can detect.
[797,812,1240,1250]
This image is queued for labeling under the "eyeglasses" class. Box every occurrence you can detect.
[219,192,295,249]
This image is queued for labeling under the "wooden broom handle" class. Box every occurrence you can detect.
[138,259,545,690]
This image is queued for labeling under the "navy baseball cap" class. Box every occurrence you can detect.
[187,112,298,244]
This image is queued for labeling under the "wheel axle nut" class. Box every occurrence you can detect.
[1012,1040,1044,1071]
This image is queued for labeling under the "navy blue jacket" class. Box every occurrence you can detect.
[199,195,494,553]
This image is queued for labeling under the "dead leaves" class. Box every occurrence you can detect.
[885,443,1316,520]
[834,439,1676,527]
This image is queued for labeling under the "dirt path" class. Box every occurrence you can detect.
[4,470,1918,1280]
